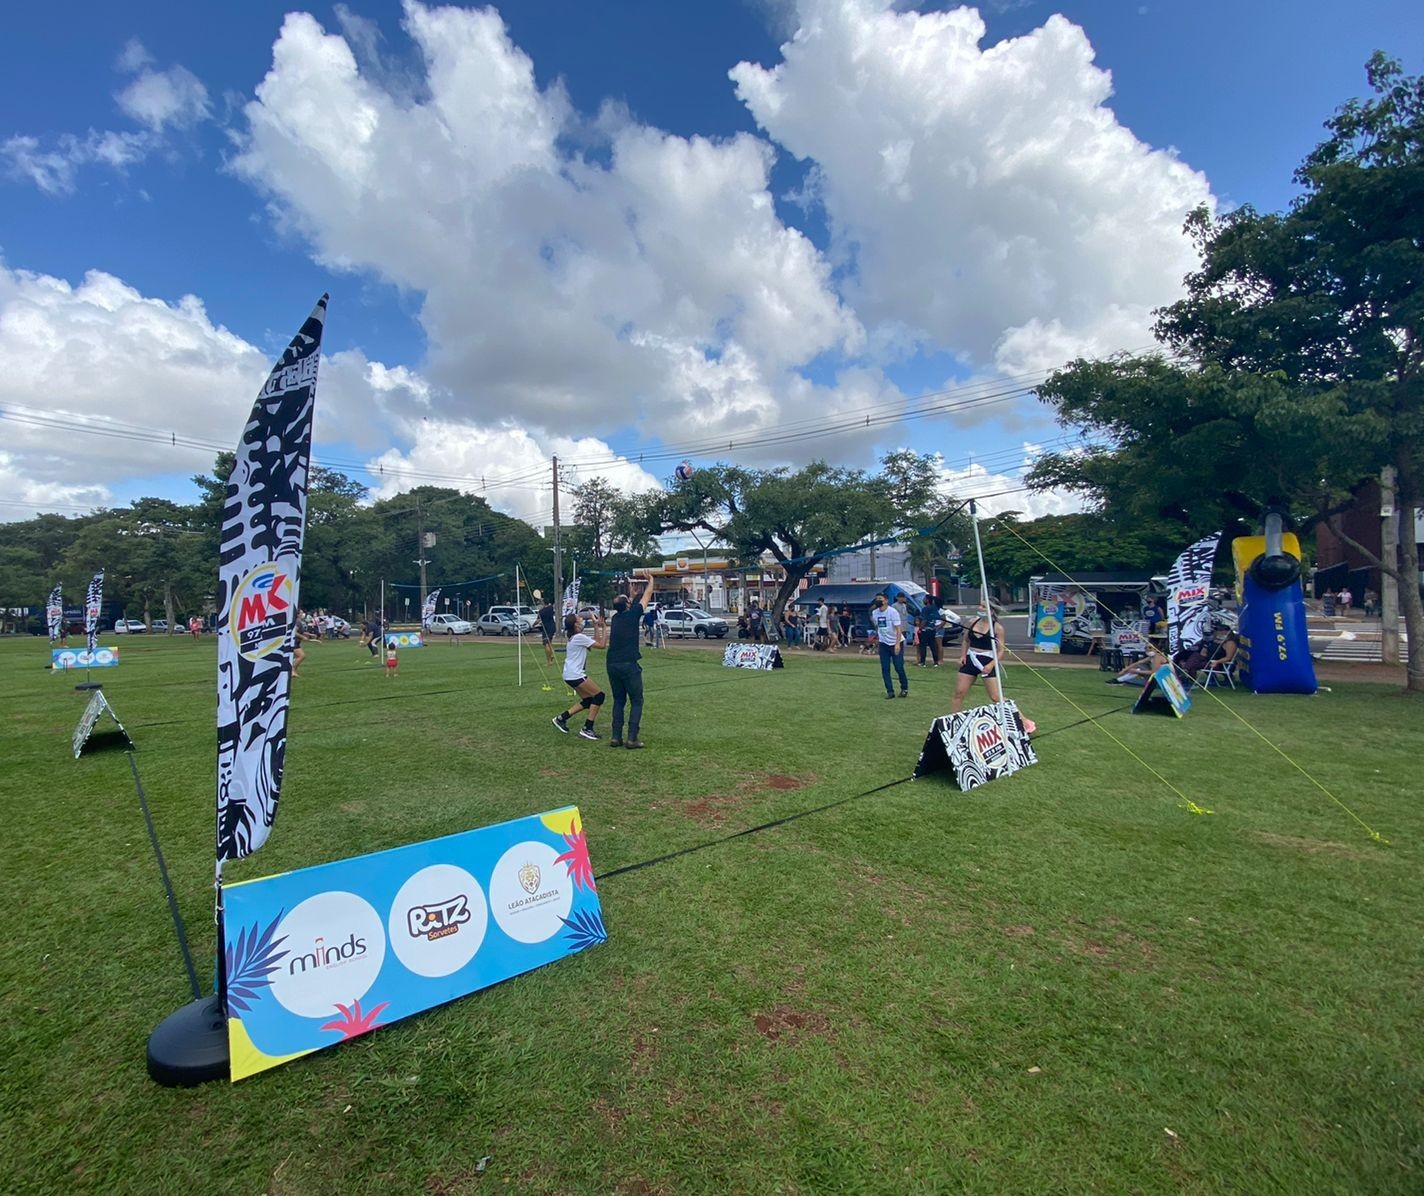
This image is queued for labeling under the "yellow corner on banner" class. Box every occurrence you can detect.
[540,806,582,837]
[228,1015,315,1082]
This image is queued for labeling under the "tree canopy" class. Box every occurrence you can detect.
[1030,54,1424,689]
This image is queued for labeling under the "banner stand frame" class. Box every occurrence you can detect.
[74,665,102,692]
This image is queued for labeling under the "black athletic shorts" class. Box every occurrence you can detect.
[959,650,997,678]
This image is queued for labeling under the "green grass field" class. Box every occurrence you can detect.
[2,634,1419,1195]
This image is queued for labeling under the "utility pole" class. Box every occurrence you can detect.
[1381,465,1400,666]
[552,456,563,616]
[416,498,429,622]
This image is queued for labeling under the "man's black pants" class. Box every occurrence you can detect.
[608,659,644,741]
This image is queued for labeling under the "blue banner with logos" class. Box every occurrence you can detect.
[1032,601,1064,653]
[52,645,120,670]
[222,806,604,1081]
[385,631,425,648]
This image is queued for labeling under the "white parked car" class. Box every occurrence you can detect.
[112,619,147,633]
[661,609,729,639]
[427,613,474,635]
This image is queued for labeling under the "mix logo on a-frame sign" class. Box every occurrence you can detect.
[230,564,296,660]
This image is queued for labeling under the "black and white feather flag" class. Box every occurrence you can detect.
[1165,532,1221,655]
[85,571,104,652]
[215,296,327,863]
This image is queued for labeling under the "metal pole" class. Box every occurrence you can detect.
[417,499,428,620]
[551,456,563,630]
[969,501,1011,726]
[516,564,523,688]
[1381,465,1400,666]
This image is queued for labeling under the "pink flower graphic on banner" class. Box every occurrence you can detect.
[321,998,390,1040]
[555,826,596,891]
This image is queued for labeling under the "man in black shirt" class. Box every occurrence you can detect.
[607,570,655,749]
[538,596,557,664]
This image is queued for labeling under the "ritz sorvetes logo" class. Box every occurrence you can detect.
[406,894,472,942]
[230,564,295,659]
[287,933,368,975]
[968,715,1008,769]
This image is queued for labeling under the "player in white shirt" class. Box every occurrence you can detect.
[870,593,908,699]
[552,610,608,740]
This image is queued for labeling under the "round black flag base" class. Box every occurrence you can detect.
[74,682,103,691]
[147,995,229,1087]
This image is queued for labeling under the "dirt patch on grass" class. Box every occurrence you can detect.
[680,771,817,825]
[1002,925,1036,938]
[1252,831,1376,861]
[752,1005,832,1043]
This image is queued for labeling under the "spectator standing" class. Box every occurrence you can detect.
[1337,587,1353,616]
[818,601,833,651]
[749,602,766,643]
[606,571,653,749]
[838,605,852,649]
[1363,589,1379,618]
[870,593,908,699]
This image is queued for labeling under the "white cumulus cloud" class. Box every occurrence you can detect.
[730,0,1214,373]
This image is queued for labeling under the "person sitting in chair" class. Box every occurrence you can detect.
[1108,648,1167,685]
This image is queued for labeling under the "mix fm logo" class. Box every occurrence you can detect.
[968,714,1009,770]
[230,563,295,660]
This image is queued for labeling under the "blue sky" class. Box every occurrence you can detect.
[2,0,1418,527]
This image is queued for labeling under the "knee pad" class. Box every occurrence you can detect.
[590,691,607,706]
[579,695,594,709]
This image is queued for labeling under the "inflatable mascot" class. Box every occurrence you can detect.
[1231,511,1318,694]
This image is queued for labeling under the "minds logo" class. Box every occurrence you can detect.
[390,865,487,977]
[229,564,296,660]
[269,891,385,1019]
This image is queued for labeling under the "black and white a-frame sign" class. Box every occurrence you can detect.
[913,700,1036,789]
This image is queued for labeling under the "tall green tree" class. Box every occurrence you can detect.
[1031,55,1424,690]
[632,462,894,619]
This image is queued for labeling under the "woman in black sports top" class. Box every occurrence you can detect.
[952,607,1005,712]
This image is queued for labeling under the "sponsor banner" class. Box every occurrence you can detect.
[1111,627,1146,651]
[215,295,327,863]
[421,589,441,630]
[1132,664,1193,718]
[222,806,604,1081]
[721,643,783,670]
[46,585,62,643]
[913,700,1037,789]
[85,571,104,653]
[72,689,133,758]
[1165,532,1220,655]
[53,646,120,670]
[385,632,425,648]
[1033,601,1064,654]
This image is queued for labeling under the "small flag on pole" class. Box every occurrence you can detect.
[561,577,581,616]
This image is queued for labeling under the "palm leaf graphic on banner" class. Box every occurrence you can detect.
[554,826,596,891]
[321,998,390,1040]
[560,908,607,952]
[224,911,289,1014]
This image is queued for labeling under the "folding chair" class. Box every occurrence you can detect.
[1198,657,1238,689]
